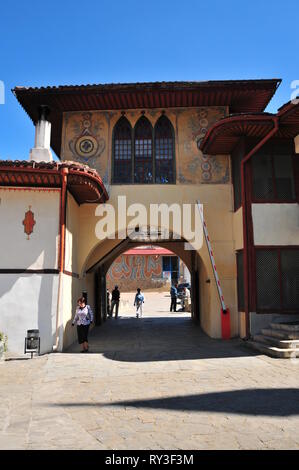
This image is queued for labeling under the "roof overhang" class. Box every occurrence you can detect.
[0,160,108,204]
[12,79,281,158]
[200,101,299,155]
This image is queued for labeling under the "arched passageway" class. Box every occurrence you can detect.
[83,234,204,329]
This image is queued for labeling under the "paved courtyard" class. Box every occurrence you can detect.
[0,292,299,450]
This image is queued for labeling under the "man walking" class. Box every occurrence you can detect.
[110,285,120,318]
[170,283,178,312]
[134,288,144,318]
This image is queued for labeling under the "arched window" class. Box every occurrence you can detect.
[113,117,132,183]
[154,115,175,183]
[112,114,175,184]
[134,116,153,183]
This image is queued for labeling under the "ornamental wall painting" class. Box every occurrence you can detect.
[62,111,109,184]
[22,205,36,240]
[177,106,230,184]
[106,255,162,281]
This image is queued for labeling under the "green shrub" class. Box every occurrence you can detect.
[0,331,8,352]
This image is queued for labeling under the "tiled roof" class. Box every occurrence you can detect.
[0,160,108,204]
[13,79,281,158]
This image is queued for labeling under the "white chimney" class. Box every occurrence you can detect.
[29,106,53,162]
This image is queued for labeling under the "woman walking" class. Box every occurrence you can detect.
[72,297,94,352]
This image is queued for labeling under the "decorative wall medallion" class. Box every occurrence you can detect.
[69,113,105,162]
[22,206,36,240]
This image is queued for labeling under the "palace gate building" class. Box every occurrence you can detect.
[0,79,298,355]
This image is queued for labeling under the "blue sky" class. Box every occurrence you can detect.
[0,0,298,160]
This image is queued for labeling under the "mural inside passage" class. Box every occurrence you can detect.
[61,106,229,185]
[106,254,165,292]
[107,254,162,281]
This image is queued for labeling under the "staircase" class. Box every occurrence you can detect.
[246,321,299,358]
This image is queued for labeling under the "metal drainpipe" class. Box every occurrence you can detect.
[241,117,279,339]
[53,167,68,352]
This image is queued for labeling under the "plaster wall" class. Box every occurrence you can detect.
[76,183,238,338]
[0,188,60,269]
[252,203,299,246]
[0,273,58,354]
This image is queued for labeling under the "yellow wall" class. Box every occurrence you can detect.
[73,184,239,338]
[60,106,242,339]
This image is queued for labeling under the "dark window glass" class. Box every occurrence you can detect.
[256,250,280,309]
[155,116,175,184]
[113,117,132,183]
[281,250,299,309]
[134,117,153,183]
[252,154,274,200]
[273,155,296,200]
[231,142,243,211]
[236,251,244,310]
[163,256,171,271]
[252,153,295,201]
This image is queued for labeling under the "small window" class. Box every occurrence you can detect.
[255,248,299,311]
[113,117,132,183]
[155,116,175,184]
[252,152,295,201]
[134,117,153,184]
[256,250,280,310]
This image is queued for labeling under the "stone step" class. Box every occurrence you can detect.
[261,328,299,340]
[253,334,299,349]
[270,321,299,332]
[245,340,299,359]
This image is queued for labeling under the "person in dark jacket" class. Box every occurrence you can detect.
[170,283,178,312]
[110,285,120,318]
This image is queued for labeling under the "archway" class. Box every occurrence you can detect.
[83,232,205,328]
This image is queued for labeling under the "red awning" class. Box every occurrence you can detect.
[200,102,299,155]
[0,160,108,204]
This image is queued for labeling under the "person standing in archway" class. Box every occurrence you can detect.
[110,285,120,318]
[170,283,178,312]
[134,288,144,318]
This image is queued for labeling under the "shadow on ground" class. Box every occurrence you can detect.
[66,315,258,361]
[49,388,299,416]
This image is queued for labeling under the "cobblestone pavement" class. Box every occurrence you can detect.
[0,292,299,450]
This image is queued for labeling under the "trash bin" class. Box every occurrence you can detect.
[24,329,40,358]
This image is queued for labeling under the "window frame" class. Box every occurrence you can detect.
[250,145,298,204]
[111,116,133,184]
[112,114,176,185]
[253,246,299,314]
[154,115,176,185]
